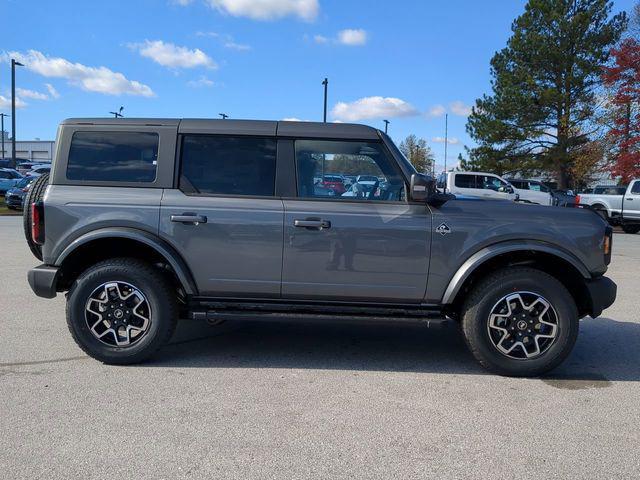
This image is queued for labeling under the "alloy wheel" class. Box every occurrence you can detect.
[487,291,558,360]
[85,281,152,347]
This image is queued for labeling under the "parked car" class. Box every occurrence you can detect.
[548,188,578,208]
[16,161,42,175]
[578,180,640,233]
[321,174,347,195]
[26,165,51,177]
[0,167,23,194]
[506,179,553,205]
[26,118,616,377]
[437,171,518,201]
[4,176,35,209]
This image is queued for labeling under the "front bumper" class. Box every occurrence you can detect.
[27,265,60,299]
[585,276,617,318]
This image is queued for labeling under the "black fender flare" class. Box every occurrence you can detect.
[441,240,591,304]
[55,227,198,296]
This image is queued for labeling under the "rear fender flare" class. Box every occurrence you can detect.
[55,227,198,296]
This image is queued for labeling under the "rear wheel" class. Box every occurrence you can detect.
[622,224,640,234]
[460,267,579,377]
[66,258,178,364]
[22,173,49,260]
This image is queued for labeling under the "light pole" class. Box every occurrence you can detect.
[11,59,24,168]
[383,120,390,134]
[443,113,449,192]
[219,113,228,119]
[109,106,124,118]
[322,78,328,123]
[0,113,8,160]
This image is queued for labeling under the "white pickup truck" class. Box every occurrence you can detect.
[578,179,640,233]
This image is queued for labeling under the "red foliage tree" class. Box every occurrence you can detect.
[602,38,640,183]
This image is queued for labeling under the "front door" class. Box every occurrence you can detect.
[281,139,431,303]
[623,180,640,220]
[160,134,283,297]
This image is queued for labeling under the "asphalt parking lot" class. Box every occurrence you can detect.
[1,216,639,479]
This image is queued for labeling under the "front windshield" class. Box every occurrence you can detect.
[16,177,33,188]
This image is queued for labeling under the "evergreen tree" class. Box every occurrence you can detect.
[399,134,435,174]
[466,0,626,188]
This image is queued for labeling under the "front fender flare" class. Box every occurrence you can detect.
[55,227,198,296]
[441,240,591,305]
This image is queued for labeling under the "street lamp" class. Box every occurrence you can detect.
[0,113,9,160]
[11,59,24,168]
[322,78,328,123]
[383,120,390,134]
[109,106,124,118]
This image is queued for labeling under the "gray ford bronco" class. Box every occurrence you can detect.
[26,118,616,376]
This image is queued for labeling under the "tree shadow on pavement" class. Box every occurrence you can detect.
[147,316,640,382]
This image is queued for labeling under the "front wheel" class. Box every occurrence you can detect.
[622,224,640,234]
[66,258,178,364]
[460,267,579,377]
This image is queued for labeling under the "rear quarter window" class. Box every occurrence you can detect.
[66,131,159,182]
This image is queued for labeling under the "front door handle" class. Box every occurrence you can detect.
[171,213,208,225]
[627,198,634,201]
[294,218,331,230]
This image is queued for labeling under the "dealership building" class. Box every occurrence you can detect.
[1,132,55,163]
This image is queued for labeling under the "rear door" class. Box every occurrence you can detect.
[160,122,284,297]
[281,138,431,303]
[623,180,640,220]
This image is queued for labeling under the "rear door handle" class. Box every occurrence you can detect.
[171,214,208,225]
[627,198,633,201]
[294,219,331,230]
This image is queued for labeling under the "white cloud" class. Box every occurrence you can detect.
[3,50,154,97]
[130,40,216,69]
[449,100,472,117]
[16,88,48,100]
[0,95,27,109]
[187,76,216,88]
[427,104,446,118]
[337,29,367,46]
[432,136,460,145]
[45,83,60,99]
[332,96,418,122]
[313,35,329,44]
[203,0,319,21]
[282,117,302,121]
[196,31,251,51]
[172,0,193,5]
[224,41,251,51]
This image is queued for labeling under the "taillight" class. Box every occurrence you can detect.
[604,226,613,265]
[575,194,581,205]
[31,201,45,245]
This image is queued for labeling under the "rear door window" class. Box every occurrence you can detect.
[180,135,277,196]
[631,182,640,194]
[454,174,477,189]
[67,131,159,182]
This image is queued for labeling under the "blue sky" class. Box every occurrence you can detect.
[2,0,635,166]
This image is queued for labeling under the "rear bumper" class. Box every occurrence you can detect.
[585,276,617,318]
[27,264,59,299]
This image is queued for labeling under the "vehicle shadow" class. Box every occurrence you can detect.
[147,316,640,382]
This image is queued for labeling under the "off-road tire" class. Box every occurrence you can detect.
[621,224,640,234]
[66,258,178,364]
[22,173,49,261]
[460,267,579,377]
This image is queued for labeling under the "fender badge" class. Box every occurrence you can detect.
[436,223,452,236]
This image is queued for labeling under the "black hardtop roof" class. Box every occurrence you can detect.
[61,118,381,140]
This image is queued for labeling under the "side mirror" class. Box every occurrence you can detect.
[410,173,435,202]
[410,173,454,207]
